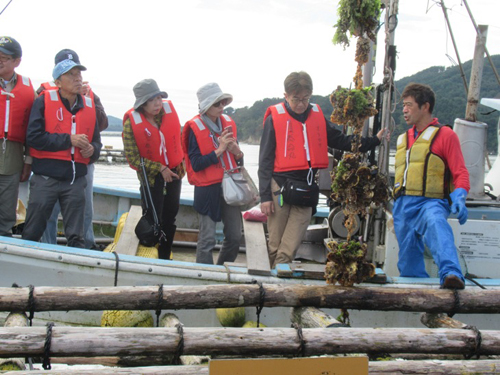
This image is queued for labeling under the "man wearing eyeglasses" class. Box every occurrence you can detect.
[259,71,385,267]
[0,36,35,237]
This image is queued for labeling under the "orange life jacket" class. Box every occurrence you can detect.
[182,114,238,186]
[30,90,96,164]
[123,100,183,170]
[263,102,329,172]
[0,74,34,143]
[39,81,95,101]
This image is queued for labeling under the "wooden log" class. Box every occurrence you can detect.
[0,326,498,357]
[160,313,210,366]
[421,313,467,329]
[0,312,27,371]
[369,359,500,374]
[291,307,343,328]
[9,365,208,374]
[7,360,500,374]
[2,284,500,314]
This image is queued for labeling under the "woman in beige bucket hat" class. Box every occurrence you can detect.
[181,82,245,265]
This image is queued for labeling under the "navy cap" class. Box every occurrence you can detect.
[0,36,22,58]
[54,49,81,65]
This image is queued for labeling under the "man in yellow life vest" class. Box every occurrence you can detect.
[393,83,469,289]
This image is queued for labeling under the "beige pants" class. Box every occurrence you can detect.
[267,179,312,267]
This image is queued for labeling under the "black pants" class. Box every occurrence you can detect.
[140,174,182,260]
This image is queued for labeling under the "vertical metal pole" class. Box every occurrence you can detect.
[465,25,488,123]
[373,0,398,254]
[362,40,376,138]
[378,0,398,176]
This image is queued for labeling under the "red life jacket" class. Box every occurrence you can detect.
[39,81,95,101]
[39,81,57,92]
[0,74,35,143]
[30,90,96,164]
[123,100,183,170]
[264,102,329,172]
[181,114,238,186]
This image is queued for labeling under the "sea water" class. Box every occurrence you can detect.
[95,133,260,199]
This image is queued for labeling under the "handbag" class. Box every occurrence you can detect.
[135,158,165,246]
[219,148,259,208]
[222,167,259,208]
[134,214,162,247]
[280,178,319,208]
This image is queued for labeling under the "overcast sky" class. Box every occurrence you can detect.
[1,0,499,123]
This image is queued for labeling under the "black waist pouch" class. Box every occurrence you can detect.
[281,179,319,207]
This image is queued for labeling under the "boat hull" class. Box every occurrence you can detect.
[2,236,500,330]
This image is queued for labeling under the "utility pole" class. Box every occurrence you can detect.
[465,25,488,122]
[453,25,488,200]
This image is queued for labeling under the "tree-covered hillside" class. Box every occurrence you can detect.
[106,115,123,131]
[392,54,500,152]
[231,55,500,153]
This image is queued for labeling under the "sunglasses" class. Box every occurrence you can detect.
[213,99,228,108]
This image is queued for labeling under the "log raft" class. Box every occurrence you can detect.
[0,326,497,357]
[2,284,500,314]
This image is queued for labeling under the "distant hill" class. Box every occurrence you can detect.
[106,115,122,132]
[391,54,500,152]
[230,55,500,152]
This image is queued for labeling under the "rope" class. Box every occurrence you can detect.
[252,281,266,328]
[27,284,35,326]
[223,263,231,283]
[42,322,54,370]
[172,323,185,365]
[111,251,120,287]
[155,284,164,327]
[447,289,461,318]
[327,322,350,328]
[292,323,306,357]
[463,325,482,359]
[465,274,487,289]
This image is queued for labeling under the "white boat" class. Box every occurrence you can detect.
[3,169,500,330]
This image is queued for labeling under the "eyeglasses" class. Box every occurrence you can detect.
[213,99,228,108]
[289,96,310,105]
[0,55,13,63]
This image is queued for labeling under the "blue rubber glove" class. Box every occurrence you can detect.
[449,188,468,225]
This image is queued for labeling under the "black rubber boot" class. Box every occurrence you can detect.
[158,225,176,260]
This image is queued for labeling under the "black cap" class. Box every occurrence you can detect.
[0,36,22,58]
[54,49,80,65]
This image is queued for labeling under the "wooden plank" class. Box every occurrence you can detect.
[241,215,271,276]
[114,205,142,256]
[173,228,199,243]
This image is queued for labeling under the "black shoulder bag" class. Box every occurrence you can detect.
[134,158,165,246]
